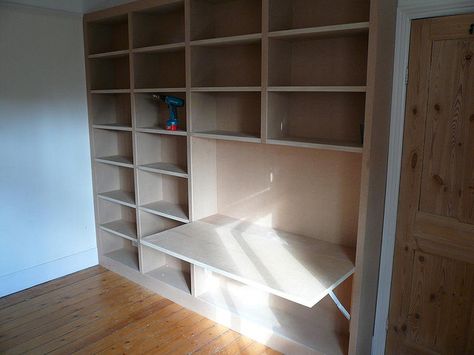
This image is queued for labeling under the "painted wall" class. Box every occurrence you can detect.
[0,3,97,297]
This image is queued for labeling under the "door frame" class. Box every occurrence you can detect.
[372,1,474,354]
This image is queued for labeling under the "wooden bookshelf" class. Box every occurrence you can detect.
[83,0,379,353]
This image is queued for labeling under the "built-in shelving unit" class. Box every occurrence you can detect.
[84,0,374,353]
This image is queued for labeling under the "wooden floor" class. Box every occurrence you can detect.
[0,266,280,354]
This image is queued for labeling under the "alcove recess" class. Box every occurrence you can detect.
[84,0,376,353]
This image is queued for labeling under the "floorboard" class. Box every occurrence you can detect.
[0,266,280,354]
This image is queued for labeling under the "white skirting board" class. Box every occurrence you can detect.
[0,248,98,297]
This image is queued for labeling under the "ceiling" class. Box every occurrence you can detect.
[0,0,133,13]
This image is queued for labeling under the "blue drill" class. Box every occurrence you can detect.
[153,95,184,131]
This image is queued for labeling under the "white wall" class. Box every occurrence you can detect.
[0,3,97,297]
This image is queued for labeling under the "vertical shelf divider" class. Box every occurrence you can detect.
[261,0,269,143]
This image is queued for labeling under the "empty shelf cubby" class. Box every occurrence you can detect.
[90,93,132,129]
[267,92,366,150]
[93,129,133,167]
[190,0,262,41]
[191,92,261,142]
[87,15,129,55]
[100,230,139,271]
[95,163,136,207]
[132,2,184,49]
[133,49,185,89]
[191,43,261,87]
[136,133,187,177]
[98,199,137,240]
[141,245,191,294]
[137,170,189,223]
[135,92,187,133]
[139,210,183,238]
[89,55,130,91]
[268,34,368,87]
[269,0,370,32]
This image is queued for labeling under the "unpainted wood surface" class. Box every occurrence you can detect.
[0,266,280,355]
[387,15,474,355]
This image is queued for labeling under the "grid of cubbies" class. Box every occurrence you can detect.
[85,1,370,350]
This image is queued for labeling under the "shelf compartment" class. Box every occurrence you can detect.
[141,245,191,294]
[142,214,355,307]
[191,43,261,87]
[139,210,183,238]
[133,49,185,89]
[89,55,130,91]
[100,230,139,271]
[269,0,370,32]
[268,34,368,87]
[87,14,129,55]
[98,199,137,240]
[136,133,187,177]
[132,2,184,49]
[191,92,261,142]
[93,129,133,166]
[135,92,186,132]
[190,0,262,41]
[267,91,365,151]
[194,266,351,355]
[137,170,189,223]
[95,163,136,207]
[90,93,131,128]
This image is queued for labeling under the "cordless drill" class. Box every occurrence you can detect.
[152,95,184,131]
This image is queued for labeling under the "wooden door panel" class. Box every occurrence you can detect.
[419,39,474,223]
[387,14,474,355]
[406,251,474,354]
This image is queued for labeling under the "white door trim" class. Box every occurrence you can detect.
[372,2,474,354]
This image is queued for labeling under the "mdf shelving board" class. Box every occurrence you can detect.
[135,127,187,136]
[268,86,367,93]
[88,49,130,59]
[191,33,261,47]
[140,201,189,223]
[191,131,261,144]
[133,42,185,54]
[95,155,134,168]
[138,162,188,178]
[267,137,363,154]
[191,86,261,92]
[99,220,137,241]
[134,88,186,93]
[90,89,131,94]
[142,214,356,307]
[103,248,139,270]
[98,190,136,207]
[145,264,191,293]
[268,22,370,40]
[92,123,132,131]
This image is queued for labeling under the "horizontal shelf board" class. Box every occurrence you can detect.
[191,33,262,47]
[103,248,139,270]
[92,123,132,131]
[133,42,185,54]
[138,162,188,178]
[99,220,137,241]
[145,264,191,294]
[269,22,370,40]
[140,201,189,223]
[135,127,187,136]
[199,282,348,354]
[141,214,356,307]
[191,86,261,92]
[267,137,363,153]
[97,190,136,208]
[88,49,129,59]
[90,89,131,94]
[268,86,367,93]
[95,155,134,168]
[192,130,261,144]
[134,88,186,93]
